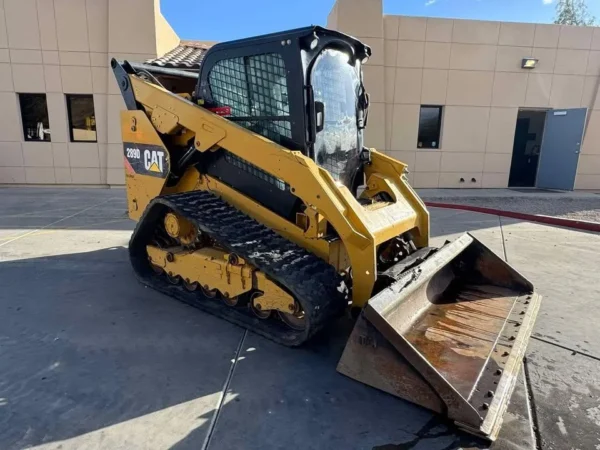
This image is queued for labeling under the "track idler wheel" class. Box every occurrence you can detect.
[249,293,271,319]
[278,301,307,331]
[164,212,197,245]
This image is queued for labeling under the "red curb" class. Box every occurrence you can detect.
[424,201,600,233]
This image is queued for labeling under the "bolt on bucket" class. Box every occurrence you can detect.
[337,233,541,440]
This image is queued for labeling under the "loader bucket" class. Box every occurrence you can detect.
[337,233,541,440]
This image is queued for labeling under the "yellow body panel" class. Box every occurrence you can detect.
[253,272,296,314]
[121,75,430,307]
[146,245,295,313]
[122,112,170,220]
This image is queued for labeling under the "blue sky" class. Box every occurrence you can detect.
[161,0,600,42]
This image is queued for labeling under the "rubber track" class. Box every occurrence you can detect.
[128,190,348,346]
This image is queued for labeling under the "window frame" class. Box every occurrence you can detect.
[65,93,97,143]
[417,105,443,150]
[18,93,51,142]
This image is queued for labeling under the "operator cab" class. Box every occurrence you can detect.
[195,26,371,193]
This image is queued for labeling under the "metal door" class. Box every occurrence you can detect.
[536,108,586,191]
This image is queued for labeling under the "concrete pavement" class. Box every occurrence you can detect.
[0,188,598,450]
[418,188,600,223]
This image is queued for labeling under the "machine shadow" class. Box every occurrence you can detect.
[0,247,241,449]
[0,246,507,450]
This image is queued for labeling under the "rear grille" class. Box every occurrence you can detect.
[225,152,287,191]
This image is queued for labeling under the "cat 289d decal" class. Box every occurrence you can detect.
[123,143,169,178]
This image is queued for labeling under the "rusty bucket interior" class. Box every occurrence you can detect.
[338,234,541,440]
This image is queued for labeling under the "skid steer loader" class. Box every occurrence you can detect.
[111,26,541,440]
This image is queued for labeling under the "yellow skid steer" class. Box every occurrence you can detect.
[111,26,541,440]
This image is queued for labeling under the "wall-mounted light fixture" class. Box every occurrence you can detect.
[522,58,538,69]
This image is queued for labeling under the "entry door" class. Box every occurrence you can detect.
[536,108,586,191]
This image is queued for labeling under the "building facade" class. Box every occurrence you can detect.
[329,0,600,189]
[0,0,178,186]
[0,0,599,189]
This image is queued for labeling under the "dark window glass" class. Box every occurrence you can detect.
[209,57,250,117]
[19,94,51,142]
[208,53,291,143]
[247,54,289,118]
[66,94,97,142]
[418,106,443,149]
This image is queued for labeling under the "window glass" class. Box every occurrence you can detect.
[247,54,289,117]
[311,48,360,188]
[19,94,51,142]
[67,94,97,142]
[208,53,291,143]
[418,106,443,149]
[208,57,250,117]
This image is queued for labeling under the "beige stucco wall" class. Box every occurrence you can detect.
[0,0,179,186]
[2,0,598,189]
[328,0,600,189]
[154,0,180,57]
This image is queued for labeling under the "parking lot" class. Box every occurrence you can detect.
[0,188,599,450]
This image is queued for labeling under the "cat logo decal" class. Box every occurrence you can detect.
[123,143,169,178]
